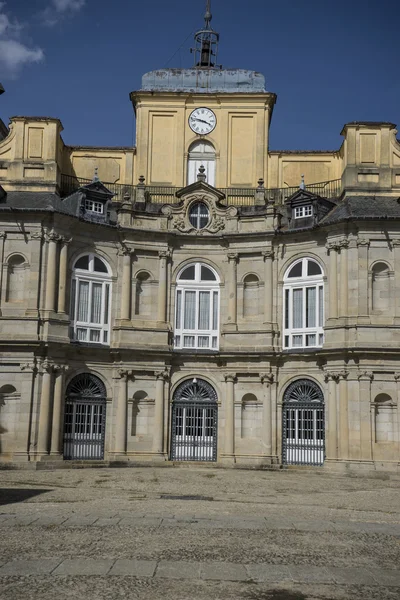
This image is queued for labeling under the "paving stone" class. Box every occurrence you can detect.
[0,559,61,575]
[93,517,122,527]
[118,517,161,528]
[368,568,400,586]
[288,565,334,583]
[200,562,248,581]
[327,566,378,585]
[53,558,115,575]
[62,515,99,526]
[245,564,292,583]
[156,560,201,579]
[34,515,69,526]
[293,520,337,532]
[108,559,157,577]
[0,514,15,523]
[13,516,39,526]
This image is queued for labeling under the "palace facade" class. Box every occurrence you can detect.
[0,11,400,471]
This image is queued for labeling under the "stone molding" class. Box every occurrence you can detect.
[118,369,135,381]
[324,370,348,382]
[357,371,374,381]
[227,252,239,262]
[262,250,274,261]
[224,374,237,383]
[158,250,172,260]
[154,369,169,381]
[260,373,274,384]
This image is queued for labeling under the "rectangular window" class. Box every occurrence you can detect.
[104,284,110,325]
[294,205,313,219]
[183,335,195,348]
[91,283,102,324]
[90,330,101,343]
[306,287,316,328]
[285,289,289,329]
[85,200,103,214]
[212,291,218,330]
[198,336,209,348]
[176,290,182,329]
[292,334,303,347]
[318,286,323,327]
[77,281,89,322]
[198,291,210,329]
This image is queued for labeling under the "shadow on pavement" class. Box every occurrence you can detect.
[0,488,52,506]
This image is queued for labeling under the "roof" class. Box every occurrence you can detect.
[321,196,400,224]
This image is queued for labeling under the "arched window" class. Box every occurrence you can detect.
[187,141,216,186]
[371,262,391,313]
[283,258,324,349]
[175,263,219,350]
[243,274,260,318]
[6,255,27,303]
[70,254,111,344]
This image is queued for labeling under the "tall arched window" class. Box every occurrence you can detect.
[175,263,220,350]
[70,254,112,344]
[187,141,216,186]
[283,258,324,349]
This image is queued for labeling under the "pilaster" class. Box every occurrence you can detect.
[223,374,237,460]
[157,250,171,325]
[225,253,238,330]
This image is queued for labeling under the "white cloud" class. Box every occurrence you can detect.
[41,0,85,26]
[0,3,44,76]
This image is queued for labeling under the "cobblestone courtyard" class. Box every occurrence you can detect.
[0,465,399,599]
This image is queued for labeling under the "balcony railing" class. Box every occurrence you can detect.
[60,174,342,206]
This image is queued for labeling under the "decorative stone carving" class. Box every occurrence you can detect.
[261,373,274,384]
[325,370,348,382]
[357,371,374,381]
[162,193,237,234]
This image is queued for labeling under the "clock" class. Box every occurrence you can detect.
[189,107,216,135]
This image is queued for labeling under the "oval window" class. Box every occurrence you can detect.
[189,202,209,230]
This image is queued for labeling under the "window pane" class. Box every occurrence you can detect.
[77,281,89,321]
[292,289,303,328]
[104,284,110,325]
[183,335,195,347]
[307,260,321,276]
[306,287,316,328]
[288,262,302,278]
[212,291,218,330]
[94,257,108,273]
[91,283,102,324]
[90,330,101,342]
[70,279,76,319]
[198,336,209,348]
[175,335,181,348]
[198,291,210,329]
[180,266,195,280]
[284,335,289,348]
[75,255,89,270]
[318,286,323,327]
[212,336,218,348]
[285,289,289,329]
[201,266,216,281]
[184,291,196,329]
[292,335,303,347]
[77,328,87,341]
[103,331,108,344]
[176,290,182,328]
[306,334,316,346]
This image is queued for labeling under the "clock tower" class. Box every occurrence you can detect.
[130,2,276,189]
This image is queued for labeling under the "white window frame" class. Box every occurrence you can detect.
[283,258,324,350]
[85,200,104,214]
[174,263,220,351]
[294,205,313,219]
[70,253,112,345]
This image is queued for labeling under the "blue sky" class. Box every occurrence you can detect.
[0,0,399,150]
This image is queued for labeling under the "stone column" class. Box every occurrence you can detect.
[261,373,274,456]
[339,240,349,317]
[358,371,373,460]
[392,240,400,320]
[153,370,168,454]
[26,231,43,315]
[0,231,6,314]
[50,365,68,455]
[115,370,131,454]
[263,250,274,325]
[338,371,349,460]
[120,247,133,321]
[224,374,236,456]
[326,242,338,319]
[157,251,170,323]
[37,362,54,455]
[357,238,370,319]
[45,232,59,312]
[57,238,70,314]
[325,372,338,459]
[226,253,238,326]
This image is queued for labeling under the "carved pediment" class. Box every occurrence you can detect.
[161,190,237,234]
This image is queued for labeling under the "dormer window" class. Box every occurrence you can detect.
[294,205,313,219]
[85,199,104,214]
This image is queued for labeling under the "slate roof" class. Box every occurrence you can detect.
[321,196,400,225]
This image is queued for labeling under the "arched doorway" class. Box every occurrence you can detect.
[282,379,325,466]
[187,141,216,186]
[64,374,107,460]
[171,378,218,462]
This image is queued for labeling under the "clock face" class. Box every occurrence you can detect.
[189,107,216,135]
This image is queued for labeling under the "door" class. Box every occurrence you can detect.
[63,374,107,460]
[282,379,325,466]
[171,378,218,462]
